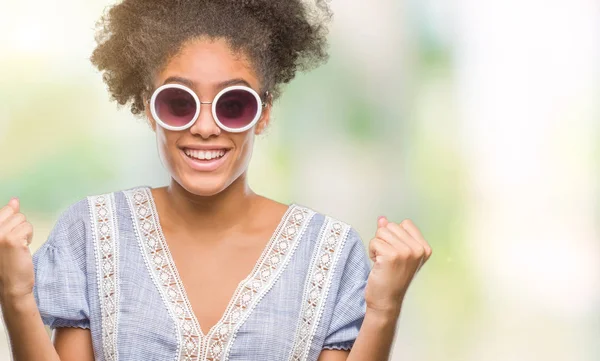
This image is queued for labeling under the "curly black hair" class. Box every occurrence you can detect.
[90,0,333,116]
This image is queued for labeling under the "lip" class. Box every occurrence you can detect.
[180,148,230,172]
[180,145,232,151]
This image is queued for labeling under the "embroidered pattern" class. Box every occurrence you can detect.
[215,206,315,361]
[288,218,350,361]
[125,187,313,361]
[88,193,120,361]
[125,188,202,361]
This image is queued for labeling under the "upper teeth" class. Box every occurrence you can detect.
[185,149,226,160]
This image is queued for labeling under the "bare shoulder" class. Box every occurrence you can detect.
[254,196,292,221]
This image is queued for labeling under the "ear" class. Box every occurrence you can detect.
[254,98,272,135]
[144,98,157,132]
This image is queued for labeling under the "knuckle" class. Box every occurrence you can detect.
[368,238,379,250]
[15,213,26,223]
[386,221,400,230]
[375,228,388,240]
[385,222,401,234]
[372,237,386,248]
[413,246,425,257]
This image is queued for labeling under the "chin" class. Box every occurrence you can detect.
[176,175,232,197]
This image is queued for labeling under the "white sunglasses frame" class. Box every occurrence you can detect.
[149,83,266,133]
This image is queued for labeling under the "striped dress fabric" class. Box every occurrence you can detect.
[32,186,371,361]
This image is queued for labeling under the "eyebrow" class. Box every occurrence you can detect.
[162,76,253,90]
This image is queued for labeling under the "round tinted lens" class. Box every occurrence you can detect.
[154,87,197,127]
[215,89,259,130]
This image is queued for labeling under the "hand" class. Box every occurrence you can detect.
[365,217,432,315]
[0,198,35,302]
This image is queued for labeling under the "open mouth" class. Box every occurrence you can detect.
[180,147,231,172]
[183,148,229,161]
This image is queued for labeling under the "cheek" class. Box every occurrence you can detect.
[242,134,256,157]
[155,130,179,166]
[232,134,255,168]
[156,131,169,152]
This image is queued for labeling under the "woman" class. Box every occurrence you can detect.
[0,1,432,360]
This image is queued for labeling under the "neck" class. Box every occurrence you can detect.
[158,173,259,233]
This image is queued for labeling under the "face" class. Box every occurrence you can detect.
[145,38,271,197]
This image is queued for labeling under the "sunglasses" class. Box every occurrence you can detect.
[149,83,267,133]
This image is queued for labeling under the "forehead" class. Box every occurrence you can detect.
[154,38,261,91]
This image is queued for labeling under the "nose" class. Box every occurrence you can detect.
[189,102,221,139]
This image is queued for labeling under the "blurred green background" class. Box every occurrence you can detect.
[0,0,599,360]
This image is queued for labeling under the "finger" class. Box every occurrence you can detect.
[400,220,426,245]
[0,203,18,224]
[382,223,428,270]
[375,226,401,247]
[379,223,423,256]
[8,198,20,213]
[377,216,388,229]
[423,247,433,263]
[368,237,397,264]
[2,213,27,234]
[10,222,33,246]
[385,222,424,254]
[374,226,413,256]
[400,220,432,261]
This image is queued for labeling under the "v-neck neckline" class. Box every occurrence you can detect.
[144,186,295,338]
[126,186,315,359]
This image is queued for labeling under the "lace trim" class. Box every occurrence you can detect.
[88,193,120,361]
[125,188,202,361]
[216,206,315,361]
[125,187,313,361]
[288,218,350,361]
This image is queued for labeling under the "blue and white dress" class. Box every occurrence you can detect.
[32,186,371,361]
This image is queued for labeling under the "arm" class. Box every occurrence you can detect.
[2,294,95,361]
[2,294,60,361]
[53,328,95,360]
[317,309,398,361]
[0,198,58,361]
[0,198,95,361]
[318,350,350,361]
[344,308,399,361]
[319,218,432,361]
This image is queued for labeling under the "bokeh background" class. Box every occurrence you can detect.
[1,0,599,360]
